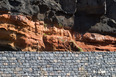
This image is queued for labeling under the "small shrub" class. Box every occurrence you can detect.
[71,40,83,52]
[43,33,47,36]
[44,24,47,27]
[58,23,63,28]
[48,33,51,35]
[78,47,83,52]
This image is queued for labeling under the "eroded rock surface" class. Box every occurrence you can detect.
[0,14,81,51]
[0,0,116,51]
[0,14,116,51]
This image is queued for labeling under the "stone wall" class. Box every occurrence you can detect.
[0,51,116,76]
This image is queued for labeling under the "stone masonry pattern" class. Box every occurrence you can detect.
[0,51,116,77]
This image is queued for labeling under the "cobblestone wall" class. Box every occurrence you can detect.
[0,51,116,77]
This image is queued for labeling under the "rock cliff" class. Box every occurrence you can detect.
[0,0,116,51]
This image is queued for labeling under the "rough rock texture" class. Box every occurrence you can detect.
[0,0,76,28]
[0,0,116,51]
[82,33,116,51]
[0,0,116,32]
[0,14,80,51]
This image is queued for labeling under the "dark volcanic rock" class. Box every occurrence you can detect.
[0,0,116,35]
[0,0,76,27]
[73,0,105,33]
[73,0,116,35]
[60,0,77,14]
[77,0,105,15]
[89,16,116,35]
[106,0,116,21]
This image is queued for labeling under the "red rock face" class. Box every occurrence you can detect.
[75,33,116,51]
[0,14,115,51]
[0,14,80,51]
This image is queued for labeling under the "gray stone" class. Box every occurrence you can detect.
[0,51,116,77]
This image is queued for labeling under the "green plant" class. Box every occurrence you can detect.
[61,39,65,42]
[58,23,63,28]
[71,40,83,52]
[44,24,47,27]
[58,37,65,42]
[78,47,83,52]
[48,33,51,35]
[43,33,47,36]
